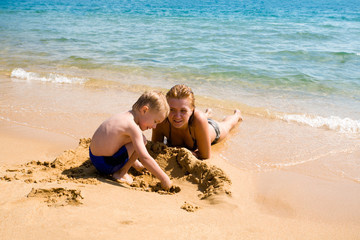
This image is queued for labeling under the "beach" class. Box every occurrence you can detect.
[1,0,360,238]
[1,74,360,240]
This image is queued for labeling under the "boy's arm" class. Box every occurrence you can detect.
[129,123,172,189]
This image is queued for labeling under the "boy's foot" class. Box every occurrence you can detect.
[133,160,145,172]
[113,172,133,185]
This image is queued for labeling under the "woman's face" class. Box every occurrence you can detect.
[167,97,193,129]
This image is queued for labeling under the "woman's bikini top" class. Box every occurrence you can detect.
[167,111,197,151]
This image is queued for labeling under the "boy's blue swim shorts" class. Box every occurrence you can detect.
[89,146,129,175]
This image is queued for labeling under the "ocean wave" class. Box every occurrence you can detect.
[270,50,359,59]
[281,114,360,134]
[10,68,86,84]
[40,37,79,43]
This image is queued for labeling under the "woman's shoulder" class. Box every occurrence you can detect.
[155,117,170,132]
[193,109,208,125]
[152,117,170,142]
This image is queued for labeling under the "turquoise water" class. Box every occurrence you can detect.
[1,0,360,134]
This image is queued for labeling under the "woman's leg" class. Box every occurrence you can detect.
[218,109,242,141]
[206,109,242,143]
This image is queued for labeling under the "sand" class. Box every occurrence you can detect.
[1,76,360,239]
[0,138,231,201]
[1,130,360,240]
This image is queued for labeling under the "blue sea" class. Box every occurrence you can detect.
[1,0,360,134]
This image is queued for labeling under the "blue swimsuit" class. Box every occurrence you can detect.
[89,146,129,175]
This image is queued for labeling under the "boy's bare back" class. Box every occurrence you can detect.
[90,111,139,157]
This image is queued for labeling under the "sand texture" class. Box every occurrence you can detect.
[1,137,360,240]
[1,138,231,207]
[27,187,84,207]
[146,140,232,199]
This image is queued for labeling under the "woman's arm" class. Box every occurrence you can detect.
[193,111,212,159]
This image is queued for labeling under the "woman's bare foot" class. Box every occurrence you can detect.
[205,108,213,117]
[132,160,145,172]
[113,172,133,185]
[234,109,243,121]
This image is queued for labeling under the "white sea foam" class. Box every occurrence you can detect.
[282,114,360,134]
[11,68,86,84]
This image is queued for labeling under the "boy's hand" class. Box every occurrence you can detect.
[161,178,172,191]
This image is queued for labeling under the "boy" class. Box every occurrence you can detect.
[89,91,172,190]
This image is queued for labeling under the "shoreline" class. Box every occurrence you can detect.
[6,67,360,135]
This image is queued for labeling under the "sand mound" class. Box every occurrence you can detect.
[146,141,232,199]
[1,138,231,202]
[0,138,100,185]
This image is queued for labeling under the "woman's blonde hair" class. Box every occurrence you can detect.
[132,91,169,115]
[166,84,195,109]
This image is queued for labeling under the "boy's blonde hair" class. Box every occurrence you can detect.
[166,84,195,109]
[132,91,169,115]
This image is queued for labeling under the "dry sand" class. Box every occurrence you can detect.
[1,125,360,240]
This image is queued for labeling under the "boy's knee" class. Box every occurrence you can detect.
[125,142,135,156]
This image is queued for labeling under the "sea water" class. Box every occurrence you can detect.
[1,0,359,180]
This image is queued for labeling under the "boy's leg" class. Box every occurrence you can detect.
[133,160,145,172]
[132,133,146,172]
[112,151,138,184]
[112,142,138,184]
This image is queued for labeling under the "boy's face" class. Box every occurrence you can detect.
[167,97,193,129]
[139,107,166,131]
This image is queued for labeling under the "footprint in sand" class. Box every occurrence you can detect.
[27,187,83,207]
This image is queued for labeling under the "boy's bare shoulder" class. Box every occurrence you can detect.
[107,111,137,131]
[112,111,135,121]
[117,111,141,132]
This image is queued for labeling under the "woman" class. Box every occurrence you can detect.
[152,84,242,159]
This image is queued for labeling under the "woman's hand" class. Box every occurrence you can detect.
[191,150,200,159]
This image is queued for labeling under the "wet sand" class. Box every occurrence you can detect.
[1,74,360,239]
